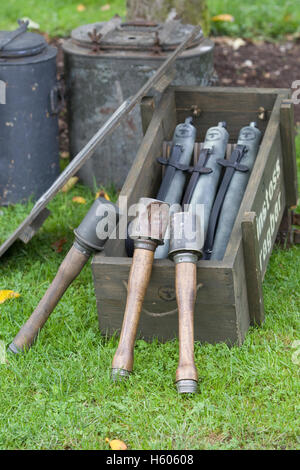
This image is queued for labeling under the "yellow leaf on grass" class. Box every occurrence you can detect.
[0,290,20,304]
[61,176,79,193]
[101,4,111,11]
[72,196,86,204]
[77,4,86,12]
[106,438,127,450]
[95,189,110,201]
[212,14,234,22]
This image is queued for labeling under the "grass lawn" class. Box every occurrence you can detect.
[0,0,299,452]
[0,129,299,450]
[1,0,300,39]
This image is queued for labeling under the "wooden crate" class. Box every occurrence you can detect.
[91,86,298,346]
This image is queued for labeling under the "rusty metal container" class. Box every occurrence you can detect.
[0,21,60,205]
[62,20,215,190]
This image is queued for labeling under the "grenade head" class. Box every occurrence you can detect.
[129,197,170,251]
[168,211,203,264]
[74,197,120,254]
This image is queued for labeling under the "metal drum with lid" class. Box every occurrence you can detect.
[63,20,215,189]
[0,21,60,205]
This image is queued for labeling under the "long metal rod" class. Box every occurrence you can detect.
[0,26,200,258]
[35,25,200,206]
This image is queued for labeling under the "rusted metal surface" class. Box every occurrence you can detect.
[0,26,201,258]
[63,21,215,189]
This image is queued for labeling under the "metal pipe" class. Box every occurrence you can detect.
[0,25,200,258]
[155,116,196,259]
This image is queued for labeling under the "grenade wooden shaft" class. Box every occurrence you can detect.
[112,247,155,372]
[175,262,198,383]
[10,245,89,352]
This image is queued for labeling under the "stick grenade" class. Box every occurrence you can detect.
[168,211,203,394]
[9,198,119,354]
[111,197,169,381]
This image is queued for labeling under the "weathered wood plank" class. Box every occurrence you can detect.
[92,256,235,305]
[280,100,298,207]
[176,110,270,142]
[241,212,265,325]
[174,86,288,112]
[175,87,289,141]
[97,298,239,345]
[18,208,51,244]
[224,95,286,270]
[140,96,155,135]
[232,242,251,344]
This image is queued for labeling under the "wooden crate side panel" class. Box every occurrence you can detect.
[232,242,251,345]
[97,298,239,345]
[280,100,298,207]
[174,87,281,111]
[250,131,286,278]
[224,95,286,267]
[92,258,239,344]
[174,87,282,141]
[241,212,265,326]
[92,257,235,305]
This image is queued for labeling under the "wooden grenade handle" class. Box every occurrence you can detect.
[112,247,154,377]
[175,261,198,389]
[9,244,90,353]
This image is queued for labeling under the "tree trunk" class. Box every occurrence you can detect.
[126,0,210,36]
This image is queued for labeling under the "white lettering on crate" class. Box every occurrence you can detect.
[256,157,282,271]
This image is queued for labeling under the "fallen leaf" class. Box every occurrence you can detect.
[100,4,111,11]
[106,438,127,450]
[0,290,20,304]
[76,4,86,12]
[231,38,246,50]
[60,151,70,159]
[52,238,67,253]
[61,176,79,193]
[95,189,110,201]
[72,196,86,204]
[212,14,234,22]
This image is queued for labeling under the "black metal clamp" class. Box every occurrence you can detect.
[203,144,249,258]
[182,148,213,206]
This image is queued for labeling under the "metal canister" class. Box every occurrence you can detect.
[62,20,215,190]
[0,21,60,205]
